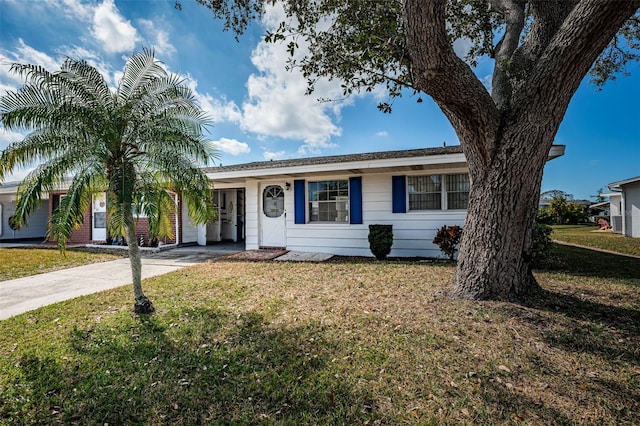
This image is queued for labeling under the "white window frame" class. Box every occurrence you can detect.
[408,173,470,211]
[308,179,350,223]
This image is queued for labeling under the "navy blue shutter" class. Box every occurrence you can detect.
[392,175,407,213]
[349,176,363,224]
[294,180,306,224]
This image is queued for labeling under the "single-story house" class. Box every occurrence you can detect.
[184,144,565,257]
[1,144,565,256]
[607,176,640,238]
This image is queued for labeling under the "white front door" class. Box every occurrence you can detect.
[260,184,286,247]
[92,193,107,241]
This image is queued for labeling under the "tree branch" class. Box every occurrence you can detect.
[403,0,499,167]
[489,0,525,108]
[515,0,640,117]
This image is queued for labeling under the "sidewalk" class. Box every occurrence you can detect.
[0,246,241,320]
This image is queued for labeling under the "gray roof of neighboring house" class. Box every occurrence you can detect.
[202,145,465,174]
[609,176,640,190]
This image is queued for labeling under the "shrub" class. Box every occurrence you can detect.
[433,225,463,260]
[532,222,553,263]
[536,208,555,225]
[368,224,393,260]
[7,215,19,231]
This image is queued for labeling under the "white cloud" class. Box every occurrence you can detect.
[480,73,493,92]
[376,131,389,137]
[92,0,139,54]
[55,0,93,21]
[263,150,286,160]
[453,37,473,59]
[237,3,350,152]
[139,19,176,57]
[14,39,60,71]
[0,41,61,95]
[184,78,243,124]
[0,129,33,184]
[0,128,24,150]
[213,138,251,156]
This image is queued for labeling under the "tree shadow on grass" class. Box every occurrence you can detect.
[535,244,640,281]
[506,289,640,366]
[5,309,378,425]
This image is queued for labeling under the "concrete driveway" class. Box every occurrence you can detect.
[0,244,243,320]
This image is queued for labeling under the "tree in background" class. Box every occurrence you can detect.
[548,196,589,225]
[196,0,640,300]
[0,50,217,314]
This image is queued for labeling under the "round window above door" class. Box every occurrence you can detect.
[263,185,285,218]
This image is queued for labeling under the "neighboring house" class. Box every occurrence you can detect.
[0,181,180,246]
[44,190,181,246]
[0,182,49,242]
[0,144,565,255]
[188,144,565,258]
[607,176,640,238]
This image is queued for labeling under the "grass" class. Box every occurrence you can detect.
[1,244,639,425]
[0,248,123,282]
[552,224,640,257]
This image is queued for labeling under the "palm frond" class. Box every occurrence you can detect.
[48,173,96,252]
[117,49,168,102]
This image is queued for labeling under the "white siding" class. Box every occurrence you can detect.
[245,180,260,250]
[623,182,640,238]
[181,198,198,244]
[0,195,49,240]
[283,171,467,258]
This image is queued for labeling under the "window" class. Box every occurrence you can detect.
[446,174,470,209]
[408,173,470,211]
[408,175,441,210]
[263,185,285,218]
[308,180,349,222]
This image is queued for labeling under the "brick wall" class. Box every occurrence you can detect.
[48,192,92,244]
[48,191,178,246]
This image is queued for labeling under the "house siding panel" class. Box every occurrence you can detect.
[284,172,466,258]
[181,195,198,244]
[0,195,48,241]
[623,182,640,238]
[245,181,259,250]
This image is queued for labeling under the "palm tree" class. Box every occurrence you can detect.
[0,49,217,314]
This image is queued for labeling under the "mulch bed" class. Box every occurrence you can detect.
[221,249,289,261]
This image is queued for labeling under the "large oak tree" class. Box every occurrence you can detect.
[197,0,639,300]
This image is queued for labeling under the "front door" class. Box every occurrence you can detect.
[92,193,107,241]
[260,184,286,247]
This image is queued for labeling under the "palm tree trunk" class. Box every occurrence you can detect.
[123,203,155,314]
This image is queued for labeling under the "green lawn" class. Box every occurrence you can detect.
[1,246,638,425]
[552,224,640,257]
[0,248,123,281]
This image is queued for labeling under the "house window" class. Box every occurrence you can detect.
[408,173,470,211]
[446,174,470,209]
[408,175,442,210]
[308,180,349,222]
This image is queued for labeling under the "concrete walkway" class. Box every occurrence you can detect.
[0,245,243,320]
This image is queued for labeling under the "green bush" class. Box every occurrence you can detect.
[548,196,589,224]
[432,225,463,260]
[368,224,393,260]
[536,208,555,225]
[532,222,553,263]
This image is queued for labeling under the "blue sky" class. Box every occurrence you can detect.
[1,0,638,201]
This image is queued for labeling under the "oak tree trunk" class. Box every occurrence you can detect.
[452,123,553,300]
